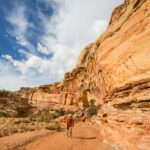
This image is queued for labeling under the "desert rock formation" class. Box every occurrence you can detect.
[2,0,150,149]
[0,90,31,117]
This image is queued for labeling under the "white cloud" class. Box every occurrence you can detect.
[5,4,35,53]
[91,20,108,36]
[1,0,123,90]
[37,43,50,55]
[0,59,30,91]
[1,54,13,62]
[38,0,123,69]
[6,5,27,45]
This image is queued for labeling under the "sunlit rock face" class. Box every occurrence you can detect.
[77,0,150,102]
[17,0,150,148]
[80,0,150,149]
[21,0,150,111]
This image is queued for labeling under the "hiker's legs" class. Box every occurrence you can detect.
[67,126,70,136]
[67,126,73,137]
[69,126,72,136]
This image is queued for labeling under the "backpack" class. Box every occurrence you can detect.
[67,117,73,126]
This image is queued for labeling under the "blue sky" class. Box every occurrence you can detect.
[0,0,123,91]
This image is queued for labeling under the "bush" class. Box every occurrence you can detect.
[14,119,22,124]
[65,110,74,115]
[29,127,36,131]
[84,99,97,118]
[46,122,61,131]
[37,113,55,123]
[30,109,67,123]
[54,108,65,116]
[0,111,9,117]
[14,118,30,124]
[21,118,30,123]
[30,109,58,123]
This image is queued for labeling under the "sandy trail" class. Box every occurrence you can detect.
[22,123,113,150]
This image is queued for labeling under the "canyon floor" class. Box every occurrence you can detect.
[0,122,114,150]
[23,122,113,150]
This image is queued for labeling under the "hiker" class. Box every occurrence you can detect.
[66,114,74,137]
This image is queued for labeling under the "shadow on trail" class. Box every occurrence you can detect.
[71,136,97,140]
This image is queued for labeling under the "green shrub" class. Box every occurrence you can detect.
[36,113,55,123]
[44,114,55,122]
[0,111,9,117]
[14,118,30,124]
[21,118,30,123]
[29,127,36,131]
[54,108,65,116]
[89,99,96,106]
[31,109,67,123]
[14,119,22,124]
[46,122,61,131]
[65,110,74,115]
[84,99,97,118]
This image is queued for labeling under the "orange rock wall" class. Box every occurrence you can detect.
[20,0,150,148]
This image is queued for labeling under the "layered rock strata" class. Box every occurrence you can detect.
[22,0,150,108]
[12,0,150,148]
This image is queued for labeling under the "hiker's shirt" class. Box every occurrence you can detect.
[66,117,74,127]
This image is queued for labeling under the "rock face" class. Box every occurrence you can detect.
[0,90,31,117]
[22,0,150,106]
[9,0,150,149]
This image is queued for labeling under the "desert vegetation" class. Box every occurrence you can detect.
[0,108,68,137]
[84,99,98,118]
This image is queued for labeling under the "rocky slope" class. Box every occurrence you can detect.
[1,0,149,149]
[0,90,31,117]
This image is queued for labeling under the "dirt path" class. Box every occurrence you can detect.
[0,129,51,150]
[22,123,113,150]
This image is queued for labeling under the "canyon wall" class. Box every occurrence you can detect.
[18,0,150,149]
[22,0,150,108]
[86,0,150,149]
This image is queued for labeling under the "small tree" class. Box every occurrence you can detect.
[84,99,97,118]
[89,99,96,106]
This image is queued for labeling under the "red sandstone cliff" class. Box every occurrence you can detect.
[22,0,150,108]
[17,0,150,149]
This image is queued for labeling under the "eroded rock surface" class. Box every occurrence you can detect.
[1,0,150,149]
[0,90,31,117]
